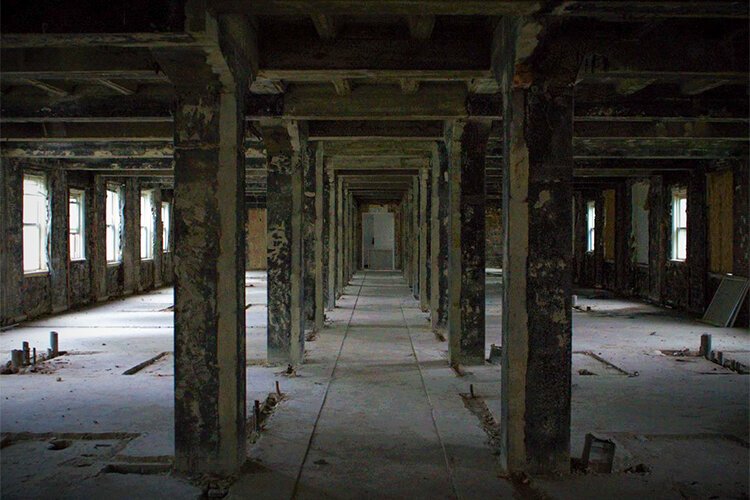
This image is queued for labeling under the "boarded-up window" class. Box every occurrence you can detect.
[247,208,267,270]
[707,170,733,273]
[631,181,649,264]
[603,189,616,262]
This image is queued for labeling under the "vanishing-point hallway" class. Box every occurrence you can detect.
[295,272,457,498]
[290,272,468,498]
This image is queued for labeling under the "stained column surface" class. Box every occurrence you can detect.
[173,88,246,474]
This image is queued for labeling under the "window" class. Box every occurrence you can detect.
[106,186,123,263]
[671,188,687,261]
[69,189,86,261]
[161,202,171,252]
[23,174,49,273]
[586,201,596,253]
[140,190,154,260]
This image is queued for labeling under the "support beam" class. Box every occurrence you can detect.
[172,84,246,475]
[408,15,436,40]
[303,141,317,331]
[446,119,490,366]
[315,143,326,329]
[418,167,429,311]
[327,169,336,309]
[430,142,449,334]
[247,85,502,120]
[264,121,306,366]
[311,14,339,40]
[500,79,574,475]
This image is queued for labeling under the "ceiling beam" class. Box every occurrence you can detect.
[408,15,436,40]
[211,1,541,15]
[20,79,70,97]
[1,47,167,81]
[248,84,501,120]
[311,14,339,39]
[553,2,749,19]
[309,120,443,141]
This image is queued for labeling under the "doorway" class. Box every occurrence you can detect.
[362,212,395,270]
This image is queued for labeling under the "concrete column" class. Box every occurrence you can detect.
[500,84,574,474]
[687,163,708,313]
[446,120,490,366]
[49,168,70,313]
[264,121,305,366]
[122,179,140,295]
[419,167,429,311]
[327,171,337,309]
[90,175,108,302]
[412,177,419,298]
[303,141,316,330]
[173,87,246,474]
[648,175,666,303]
[430,142,449,334]
[314,145,326,330]
[153,188,163,287]
[0,162,23,325]
[336,177,344,297]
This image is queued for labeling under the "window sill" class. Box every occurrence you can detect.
[24,271,49,278]
[141,258,154,262]
[669,259,686,264]
[70,258,87,263]
[107,262,122,267]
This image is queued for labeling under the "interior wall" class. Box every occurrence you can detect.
[573,162,749,325]
[0,160,173,326]
[357,202,402,270]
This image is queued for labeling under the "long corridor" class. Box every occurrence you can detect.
[236,271,511,499]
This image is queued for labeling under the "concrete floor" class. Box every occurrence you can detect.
[1,271,748,499]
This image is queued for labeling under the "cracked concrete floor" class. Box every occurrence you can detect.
[1,271,748,499]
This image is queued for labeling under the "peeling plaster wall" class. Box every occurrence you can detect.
[0,161,174,326]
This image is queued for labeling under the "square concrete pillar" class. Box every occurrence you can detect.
[327,170,337,309]
[264,121,306,366]
[314,144,326,329]
[336,177,344,297]
[173,88,246,475]
[446,119,490,366]
[303,142,317,330]
[500,84,574,475]
[430,142,449,334]
[419,167,430,311]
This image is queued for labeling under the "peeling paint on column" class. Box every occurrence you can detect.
[303,143,316,329]
[173,88,246,475]
[501,83,574,475]
[430,142,449,334]
[265,122,305,366]
[447,120,490,366]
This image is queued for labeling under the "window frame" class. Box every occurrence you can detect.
[586,200,596,254]
[161,201,171,253]
[22,173,50,274]
[106,185,124,264]
[671,187,688,262]
[140,189,155,261]
[69,188,86,261]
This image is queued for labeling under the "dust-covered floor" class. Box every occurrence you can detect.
[1,271,747,499]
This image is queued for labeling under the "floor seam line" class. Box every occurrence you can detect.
[291,271,367,500]
[400,299,460,500]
